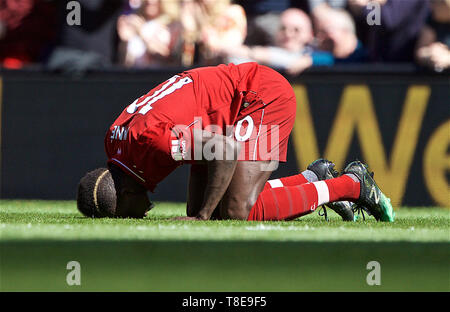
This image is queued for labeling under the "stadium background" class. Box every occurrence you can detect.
[1,0,449,208]
[0,0,449,294]
[0,65,448,207]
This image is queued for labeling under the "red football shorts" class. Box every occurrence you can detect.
[232,66,296,162]
[177,66,296,162]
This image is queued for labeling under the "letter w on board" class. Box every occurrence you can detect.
[292,84,430,207]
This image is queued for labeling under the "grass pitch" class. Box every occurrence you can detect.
[1,200,449,292]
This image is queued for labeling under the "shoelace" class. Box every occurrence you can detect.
[351,204,367,221]
[318,206,329,221]
[320,204,370,221]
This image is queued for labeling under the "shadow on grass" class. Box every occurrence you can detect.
[1,240,448,292]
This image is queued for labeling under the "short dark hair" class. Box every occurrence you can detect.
[77,167,117,218]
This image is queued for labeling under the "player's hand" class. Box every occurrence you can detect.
[171,216,204,221]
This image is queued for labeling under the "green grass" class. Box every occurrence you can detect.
[1,200,449,291]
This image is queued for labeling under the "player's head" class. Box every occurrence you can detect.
[77,165,153,218]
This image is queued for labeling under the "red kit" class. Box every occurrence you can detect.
[105,62,296,191]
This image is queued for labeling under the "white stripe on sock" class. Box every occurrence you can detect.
[312,181,330,206]
[268,179,283,188]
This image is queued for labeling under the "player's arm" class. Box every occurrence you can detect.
[176,129,240,221]
[195,129,240,220]
[198,157,237,220]
[186,163,208,217]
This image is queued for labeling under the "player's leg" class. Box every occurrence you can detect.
[262,159,355,221]
[263,169,313,191]
[219,159,361,221]
[215,72,289,219]
[219,161,273,220]
[247,173,361,221]
[249,160,395,222]
[217,69,295,220]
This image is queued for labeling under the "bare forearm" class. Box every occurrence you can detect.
[196,159,237,220]
[186,164,208,217]
[186,129,240,220]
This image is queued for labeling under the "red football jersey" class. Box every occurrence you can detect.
[105,62,296,191]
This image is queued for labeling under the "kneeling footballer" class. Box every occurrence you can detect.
[77,62,394,222]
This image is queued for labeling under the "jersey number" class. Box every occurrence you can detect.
[126,75,193,115]
[235,116,254,142]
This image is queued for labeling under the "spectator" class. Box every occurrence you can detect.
[180,0,247,66]
[276,8,314,52]
[117,0,182,68]
[308,0,348,11]
[117,0,181,67]
[46,0,124,74]
[220,8,322,75]
[313,5,368,62]
[415,0,450,71]
[235,0,291,46]
[349,0,430,62]
[0,0,57,68]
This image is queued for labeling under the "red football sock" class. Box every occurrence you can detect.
[324,175,360,202]
[263,173,309,191]
[248,175,360,221]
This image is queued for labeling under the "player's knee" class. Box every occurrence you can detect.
[221,197,255,220]
[222,207,249,220]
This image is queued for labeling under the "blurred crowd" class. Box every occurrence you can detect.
[0,0,449,74]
